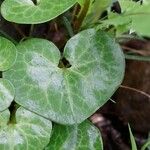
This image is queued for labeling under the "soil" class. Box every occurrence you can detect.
[0,10,150,150]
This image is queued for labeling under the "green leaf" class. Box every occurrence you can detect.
[45,120,103,150]
[1,0,76,24]
[120,0,150,36]
[82,0,111,26]
[0,79,15,112]
[101,0,150,36]
[77,0,84,6]
[0,37,17,71]
[143,0,150,5]
[128,124,137,150]
[0,107,52,150]
[4,29,125,125]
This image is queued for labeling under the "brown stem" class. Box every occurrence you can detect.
[120,85,150,99]
[71,4,79,22]
[121,45,150,56]
[12,23,26,38]
[73,0,90,32]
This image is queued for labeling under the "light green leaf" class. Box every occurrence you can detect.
[45,120,103,150]
[77,0,84,6]
[1,0,76,24]
[82,0,111,26]
[143,0,150,5]
[120,0,150,36]
[0,37,17,71]
[4,29,125,125]
[0,107,52,150]
[0,79,15,112]
[101,0,150,36]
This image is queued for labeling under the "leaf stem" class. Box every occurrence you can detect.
[125,54,150,62]
[71,3,79,22]
[29,24,34,36]
[122,45,150,56]
[63,16,74,37]
[120,85,150,99]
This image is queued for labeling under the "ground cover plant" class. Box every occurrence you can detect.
[0,0,149,149]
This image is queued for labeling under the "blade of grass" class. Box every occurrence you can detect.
[128,124,138,150]
[142,133,150,150]
[141,140,150,150]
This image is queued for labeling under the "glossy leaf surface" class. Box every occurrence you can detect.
[0,37,17,71]
[1,0,76,24]
[0,79,15,112]
[4,29,125,125]
[45,120,103,150]
[0,107,52,150]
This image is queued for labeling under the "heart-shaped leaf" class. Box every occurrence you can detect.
[1,0,76,24]
[4,29,125,125]
[0,37,17,71]
[0,107,52,150]
[0,79,15,112]
[45,120,103,150]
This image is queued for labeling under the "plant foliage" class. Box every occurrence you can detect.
[0,0,149,149]
[1,0,76,24]
[4,29,124,125]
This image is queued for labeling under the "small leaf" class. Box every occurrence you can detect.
[45,120,103,150]
[1,0,76,24]
[101,0,150,36]
[82,0,111,26]
[0,79,15,112]
[4,29,125,125]
[0,37,17,71]
[0,107,52,150]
